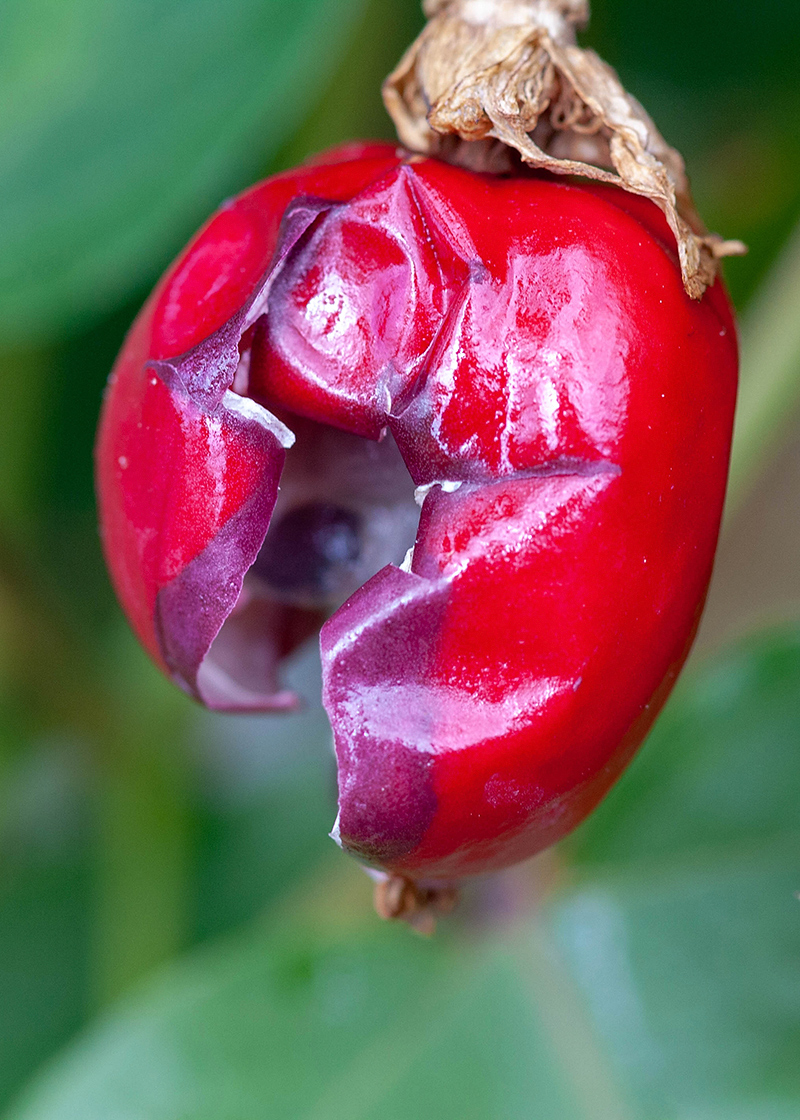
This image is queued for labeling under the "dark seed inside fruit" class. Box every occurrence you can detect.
[253,502,361,603]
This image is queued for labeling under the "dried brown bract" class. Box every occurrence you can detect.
[384,0,745,298]
[374,875,460,936]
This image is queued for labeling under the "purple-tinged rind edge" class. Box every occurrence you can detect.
[321,564,446,866]
[149,198,338,710]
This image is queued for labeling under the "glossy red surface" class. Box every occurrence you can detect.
[96,142,738,879]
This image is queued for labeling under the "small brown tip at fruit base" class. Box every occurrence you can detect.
[373,875,460,936]
[384,0,746,299]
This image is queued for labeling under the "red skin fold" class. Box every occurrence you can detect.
[96,141,738,879]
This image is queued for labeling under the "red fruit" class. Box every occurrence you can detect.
[96,141,738,880]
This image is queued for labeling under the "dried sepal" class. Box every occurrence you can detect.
[384,0,746,298]
[373,873,459,936]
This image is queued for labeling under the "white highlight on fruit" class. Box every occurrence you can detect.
[342,674,573,754]
[222,389,296,449]
[399,546,415,573]
[414,479,463,507]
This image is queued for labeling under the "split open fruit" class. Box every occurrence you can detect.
[96,142,738,880]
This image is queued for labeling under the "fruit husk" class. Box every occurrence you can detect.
[373,874,459,936]
[384,0,746,299]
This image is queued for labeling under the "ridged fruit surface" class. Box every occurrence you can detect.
[96,142,738,879]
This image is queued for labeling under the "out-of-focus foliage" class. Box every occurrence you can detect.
[0,0,368,345]
[6,630,800,1120]
[0,0,798,1116]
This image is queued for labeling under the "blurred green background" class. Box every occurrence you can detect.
[1,0,800,1117]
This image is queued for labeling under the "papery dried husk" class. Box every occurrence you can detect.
[384,0,746,298]
[373,873,459,936]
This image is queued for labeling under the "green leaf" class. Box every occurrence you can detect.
[5,629,800,1120]
[0,347,51,536]
[274,0,425,168]
[0,885,582,1120]
[0,0,366,346]
[566,627,800,867]
[0,863,91,1114]
[0,736,92,1114]
[553,628,800,1118]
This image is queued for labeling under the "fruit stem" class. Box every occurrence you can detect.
[421,0,588,35]
[373,874,459,935]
